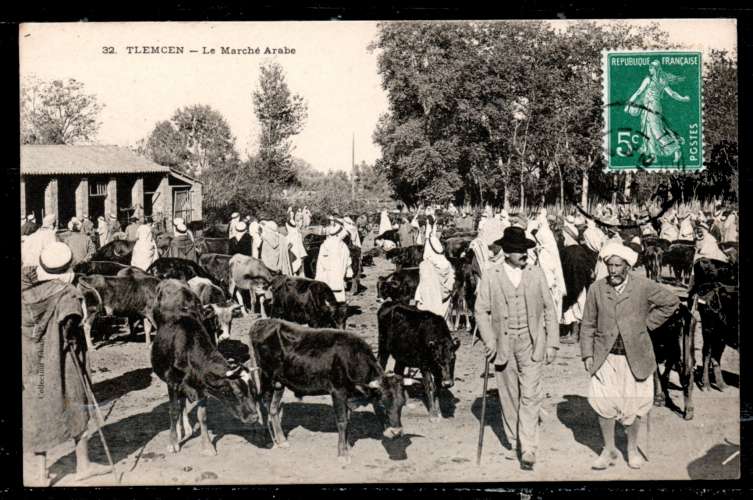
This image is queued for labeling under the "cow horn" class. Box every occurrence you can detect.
[402,377,420,386]
[225,365,243,378]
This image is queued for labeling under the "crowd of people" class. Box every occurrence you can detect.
[19,196,738,483]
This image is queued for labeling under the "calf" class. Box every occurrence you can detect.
[377,302,460,421]
[643,244,664,281]
[74,260,129,276]
[697,284,738,393]
[376,268,420,304]
[187,277,244,342]
[92,240,136,265]
[196,237,230,255]
[386,245,424,271]
[248,318,416,463]
[267,275,346,329]
[151,314,260,456]
[147,257,218,285]
[662,242,695,285]
[650,303,695,419]
[77,274,160,350]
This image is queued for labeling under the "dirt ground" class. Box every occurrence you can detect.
[32,236,740,486]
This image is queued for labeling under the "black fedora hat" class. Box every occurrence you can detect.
[493,226,536,253]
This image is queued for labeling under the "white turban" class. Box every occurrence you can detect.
[599,240,638,267]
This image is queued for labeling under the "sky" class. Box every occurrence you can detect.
[20,19,736,173]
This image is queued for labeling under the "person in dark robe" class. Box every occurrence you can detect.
[167,221,198,262]
[228,221,254,256]
[22,242,110,485]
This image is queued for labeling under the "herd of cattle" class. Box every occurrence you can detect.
[68,216,738,463]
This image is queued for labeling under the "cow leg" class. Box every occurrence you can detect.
[268,384,288,448]
[82,314,96,351]
[681,360,695,420]
[197,399,217,456]
[259,296,268,319]
[143,317,153,350]
[424,371,441,422]
[701,341,712,391]
[653,368,666,407]
[332,390,351,464]
[166,386,181,453]
[179,397,192,441]
[712,343,727,391]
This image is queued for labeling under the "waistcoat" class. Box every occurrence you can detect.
[499,267,528,330]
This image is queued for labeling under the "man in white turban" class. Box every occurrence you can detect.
[414,235,456,318]
[131,224,159,271]
[316,219,353,304]
[721,210,738,243]
[259,220,285,273]
[228,212,241,240]
[694,223,728,263]
[22,213,59,270]
[285,216,308,277]
[581,240,678,470]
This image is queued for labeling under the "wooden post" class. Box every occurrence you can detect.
[154,175,171,229]
[105,177,117,218]
[20,176,26,219]
[44,177,58,223]
[131,177,144,220]
[76,177,89,218]
[192,182,203,221]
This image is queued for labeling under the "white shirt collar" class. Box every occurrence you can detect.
[502,261,524,287]
[613,275,629,294]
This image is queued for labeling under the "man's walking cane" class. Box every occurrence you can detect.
[68,349,121,484]
[476,356,490,466]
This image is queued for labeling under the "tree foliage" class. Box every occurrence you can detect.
[372,21,736,208]
[21,76,104,144]
[252,62,308,187]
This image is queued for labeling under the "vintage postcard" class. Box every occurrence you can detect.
[19,20,738,487]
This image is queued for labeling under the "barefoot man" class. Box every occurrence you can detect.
[22,242,111,485]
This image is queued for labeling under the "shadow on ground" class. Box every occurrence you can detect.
[687,440,740,479]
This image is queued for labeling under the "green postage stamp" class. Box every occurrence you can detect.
[603,50,704,172]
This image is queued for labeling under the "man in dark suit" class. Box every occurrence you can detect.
[475,226,560,471]
[581,240,678,470]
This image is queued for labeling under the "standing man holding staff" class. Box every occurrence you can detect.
[474,226,560,471]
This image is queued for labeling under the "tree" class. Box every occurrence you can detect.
[141,105,241,207]
[21,76,104,144]
[252,62,308,187]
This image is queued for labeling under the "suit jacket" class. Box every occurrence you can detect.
[474,262,560,366]
[580,274,679,380]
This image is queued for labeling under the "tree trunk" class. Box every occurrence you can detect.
[520,180,525,211]
[624,172,632,200]
[581,170,589,209]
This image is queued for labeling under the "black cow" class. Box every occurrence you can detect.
[147,257,218,285]
[77,274,160,350]
[377,302,460,421]
[267,275,346,329]
[442,236,474,260]
[690,258,737,295]
[302,234,362,294]
[73,260,129,276]
[92,240,136,265]
[376,269,420,304]
[662,241,695,285]
[196,237,230,255]
[247,318,416,463]
[375,229,399,246]
[386,245,424,271]
[650,303,695,419]
[697,284,738,392]
[151,315,260,456]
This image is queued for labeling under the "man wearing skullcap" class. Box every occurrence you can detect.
[107,213,121,242]
[414,235,455,317]
[125,216,141,242]
[228,221,254,256]
[316,218,353,307]
[65,218,96,266]
[581,240,678,470]
[475,226,560,471]
[22,242,110,485]
[168,221,198,262]
[21,213,59,270]
[131,224,159,271]
[21,214,38,237]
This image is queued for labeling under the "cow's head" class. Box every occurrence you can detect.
[361,372,419,439]
[376,276,398,302]
[205,361,260,425]
[204,302,244,341]
[428,334,461,388]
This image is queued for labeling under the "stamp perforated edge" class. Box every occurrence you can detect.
[600,49,706,174]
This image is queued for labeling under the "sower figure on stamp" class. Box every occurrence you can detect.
[581,240,678,470]
[22,242,110,485]
[474,226,560,471]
